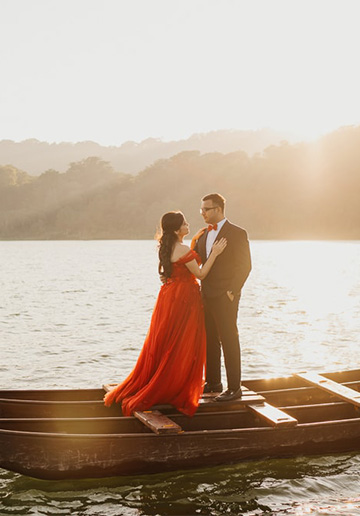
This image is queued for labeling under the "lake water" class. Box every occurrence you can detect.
[1,240,360,515]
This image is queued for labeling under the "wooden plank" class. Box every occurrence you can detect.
[199,394,265,406]
[247,402,298,427]
[196,398,258,414]
[102,384,295,429]
[242,386,265,398]
[201,386,262,399]
[102,384,118,393]
[133,410,182,434]
[295,371,360,407]
[199,386,265,411]
[199,385,294,429]
[240,386,296,427]
[199,394,265,405]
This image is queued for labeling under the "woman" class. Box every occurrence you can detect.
[104,211,227,416]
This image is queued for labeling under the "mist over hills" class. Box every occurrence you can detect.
[1,125,359,240]
[0,129,297,175]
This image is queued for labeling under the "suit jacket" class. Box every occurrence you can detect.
[194,220,251,298]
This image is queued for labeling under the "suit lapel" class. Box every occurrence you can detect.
[198,220,230,262]
[198,230,208,263]
[214,220,231,243]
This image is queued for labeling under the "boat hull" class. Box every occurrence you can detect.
[1,417,360,480]
[1,369,360,479]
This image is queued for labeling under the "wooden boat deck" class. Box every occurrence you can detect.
[1,369,360,479]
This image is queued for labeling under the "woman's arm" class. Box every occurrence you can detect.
[185,238,227,280]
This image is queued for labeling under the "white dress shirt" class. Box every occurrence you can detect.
[206,218,227,258]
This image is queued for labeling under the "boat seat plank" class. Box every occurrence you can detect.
[199,386,296,427]
[242,386,265,398]
[199,394,265,405]
[134,410,182,434]
[104,384,264,400]
[103,384,117,393]
[295,372,360,407]
[247,402,298,427]
[201,386,262,399]
[103,384,295,428]
[200,386,264,404]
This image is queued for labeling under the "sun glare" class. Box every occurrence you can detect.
[277,242,354,318]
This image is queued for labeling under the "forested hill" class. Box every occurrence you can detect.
[0,129,294,175]
[0,126,359,240]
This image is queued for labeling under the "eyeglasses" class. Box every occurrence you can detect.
[200,206,219,214]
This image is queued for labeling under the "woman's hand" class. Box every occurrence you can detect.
[211,237,227,256]
[190,227,207,250]
[185,237,227,280]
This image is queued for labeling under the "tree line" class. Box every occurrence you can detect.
[0,129,293,175]
[1,126,360,240]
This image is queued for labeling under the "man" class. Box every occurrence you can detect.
[193,193,251,401]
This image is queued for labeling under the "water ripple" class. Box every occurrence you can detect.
[1,241,360,514]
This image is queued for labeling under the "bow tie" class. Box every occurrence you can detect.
[207,223,218,231]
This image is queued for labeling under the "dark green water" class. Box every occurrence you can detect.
[1,453,360,515]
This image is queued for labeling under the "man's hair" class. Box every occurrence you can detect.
[202,193,226,212]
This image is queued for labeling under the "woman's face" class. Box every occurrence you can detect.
[177,219,190,238]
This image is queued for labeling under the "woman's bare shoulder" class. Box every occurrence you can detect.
[171,243,191,262]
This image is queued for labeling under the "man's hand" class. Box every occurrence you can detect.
[227,290,234,302]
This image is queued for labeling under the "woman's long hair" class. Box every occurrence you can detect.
[158,211,184,279]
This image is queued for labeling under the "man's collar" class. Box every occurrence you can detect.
[216,218,226,230]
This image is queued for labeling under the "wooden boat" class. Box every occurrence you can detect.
[1,369,360,480]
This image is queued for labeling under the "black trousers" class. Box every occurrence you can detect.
[203,292,241,390]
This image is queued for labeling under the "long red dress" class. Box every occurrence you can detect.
[104,249,206,416]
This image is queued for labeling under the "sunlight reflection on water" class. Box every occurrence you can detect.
[1,240,359,388]
[1,240,360,515]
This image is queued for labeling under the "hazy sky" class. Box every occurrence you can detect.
[1,0,359,145]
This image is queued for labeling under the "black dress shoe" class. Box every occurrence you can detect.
[215,387,242,402]
[203,382,223,394]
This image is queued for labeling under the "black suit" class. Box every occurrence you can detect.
[194,220,251,390]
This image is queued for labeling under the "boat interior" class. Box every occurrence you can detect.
[1,370,360,435]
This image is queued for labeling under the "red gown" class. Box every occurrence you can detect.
[104,250,206,416]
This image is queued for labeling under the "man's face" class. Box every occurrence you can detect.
[200,200,221,224]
